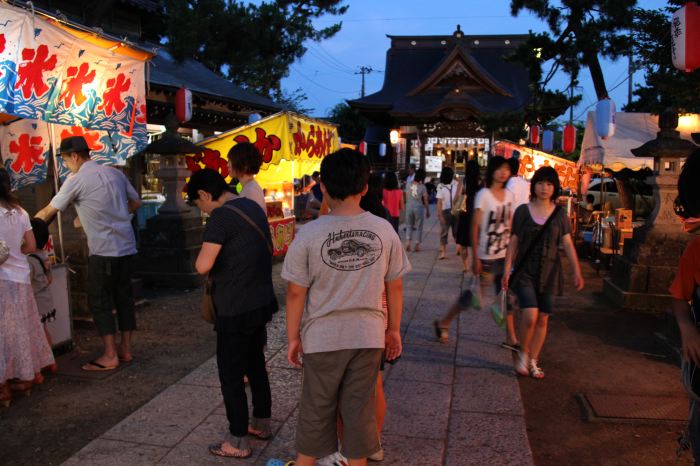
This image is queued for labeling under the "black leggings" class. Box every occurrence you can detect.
[216,324,271,436]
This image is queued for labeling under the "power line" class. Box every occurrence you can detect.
[305,47,356,75]
[316,15,512,23]
[291,66,357,95]
[309,44,356,74]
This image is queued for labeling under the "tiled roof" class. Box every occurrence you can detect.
[149,49,281,111]
[349,34,531,118]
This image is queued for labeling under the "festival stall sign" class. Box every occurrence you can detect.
[0,2,150,187]
[494,141,579,192]
[191,111,340,256]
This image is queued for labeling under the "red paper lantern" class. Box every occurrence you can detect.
[672,2,700,72]
[175,87,192,123]
[562,123,577,154]
[528,124,541,145]
[359,140,367,155]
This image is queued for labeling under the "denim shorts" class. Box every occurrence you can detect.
[514,284,554,314]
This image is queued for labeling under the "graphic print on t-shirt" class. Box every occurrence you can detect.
[485,204,511,256]
[321,229,383,271]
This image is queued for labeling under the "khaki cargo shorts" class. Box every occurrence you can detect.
[296,348,382,459]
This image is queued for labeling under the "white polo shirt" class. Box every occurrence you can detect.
[50,160,139,257]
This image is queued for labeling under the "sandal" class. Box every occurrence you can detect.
[434,320,449,344]
[81,360,118,372]
[529,359,545,379]
[208,441,252,458]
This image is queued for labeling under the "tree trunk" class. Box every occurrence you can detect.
[615,179,634,211]
[583,49,609,99]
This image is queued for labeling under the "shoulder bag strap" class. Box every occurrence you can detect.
[223,203,274,255]
[510,205,561,283]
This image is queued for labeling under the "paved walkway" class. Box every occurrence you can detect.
[62,209,533,466]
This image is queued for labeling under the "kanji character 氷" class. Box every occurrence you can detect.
[97,73,131,116]
[9,134,45,174]
[14,44,57,99]
[60,127,104,151]
[59,62,96,107]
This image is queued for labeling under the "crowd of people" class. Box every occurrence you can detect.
[3,133,700,465]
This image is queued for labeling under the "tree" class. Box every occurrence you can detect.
[511,0,637,101]
[327,102,367,143]
[625,2,700,114]
[162,0,348,97]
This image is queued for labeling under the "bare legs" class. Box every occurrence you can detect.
[517,308,548,378]
[92,330,133,368]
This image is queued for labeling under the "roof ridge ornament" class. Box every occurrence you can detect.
[453,25,463,39]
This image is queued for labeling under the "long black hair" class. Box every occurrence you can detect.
[678,148,700,218]
[383,171,399,190]
[360,172,387,219]
[0,168,19,207]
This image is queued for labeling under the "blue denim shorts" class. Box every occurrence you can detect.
[514,285,554,314]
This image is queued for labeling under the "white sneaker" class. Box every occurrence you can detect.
[317,451,348,466]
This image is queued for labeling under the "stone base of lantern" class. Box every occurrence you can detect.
[603,225,691,312]
[136,211,204,288]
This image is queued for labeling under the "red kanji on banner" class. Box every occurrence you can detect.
[0,34,5,78]
[60,127,104,151]
[14,44,57,99]
[9,134,45,174]
[135,104,147,124]
[97,73,130,116]
[233,127,281,163]
[186,149,229,178]
[59,62,96,107]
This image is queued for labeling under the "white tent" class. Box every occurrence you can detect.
[579,112,700,171]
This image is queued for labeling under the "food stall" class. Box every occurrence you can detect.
[192,111,340,256]
[0,2,151,346]
[494,140,579,192]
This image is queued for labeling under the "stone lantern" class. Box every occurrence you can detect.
[604,109,699,311]
[137,114,204,288]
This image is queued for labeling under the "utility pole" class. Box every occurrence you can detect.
[628,53,634,107]
[355,66,377,98]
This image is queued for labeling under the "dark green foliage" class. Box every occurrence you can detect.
[327,102,367,143]
[162,0,348,97]
[624,4,700,114]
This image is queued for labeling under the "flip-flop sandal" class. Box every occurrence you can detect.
[434,320,449,344]
[118,355,133,363]
[82,360,118,372]
[266,460,295,466]
[208,442,252,458]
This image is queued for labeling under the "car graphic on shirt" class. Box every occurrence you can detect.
[327,239,374,260]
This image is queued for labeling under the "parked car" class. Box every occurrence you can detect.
[586,178,654,216]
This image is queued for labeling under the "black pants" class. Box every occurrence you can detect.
[216,324,271,437]
[87,254,136,336]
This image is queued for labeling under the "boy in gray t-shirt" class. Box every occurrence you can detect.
[282,149,411,466]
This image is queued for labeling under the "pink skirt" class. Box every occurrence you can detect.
[0,279,55,382]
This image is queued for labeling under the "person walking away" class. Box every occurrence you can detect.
[0,168,55,406]
[506,157,530,210]
[27,218,58,379]
[668,149,700,462]
[405,168,430,252]
[190,169,277,458]
[436,167,459,259]
[455,160,481,273]
[228,142,266,213]
[282,149,411,466]
[382,172,403,233]
[434,156,514,344]
[35,136,141,371]
[502,166,584,379]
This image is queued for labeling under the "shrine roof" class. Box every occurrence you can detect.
[349,33,531,119]
[149,49,281,111]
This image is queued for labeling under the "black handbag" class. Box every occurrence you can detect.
[200,202,273,324]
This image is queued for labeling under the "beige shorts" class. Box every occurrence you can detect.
[296,348,382,459]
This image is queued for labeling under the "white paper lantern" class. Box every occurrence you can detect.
[595,99,616,139]
[542,130,554,152]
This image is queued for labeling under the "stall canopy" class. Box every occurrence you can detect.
[191,111,340,185]
[0,2,152,188]
[494,140,579,192]
[579,112,700,172]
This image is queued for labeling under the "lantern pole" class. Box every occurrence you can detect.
[47,122,66,264]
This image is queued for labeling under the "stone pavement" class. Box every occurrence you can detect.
[62,209,533,466]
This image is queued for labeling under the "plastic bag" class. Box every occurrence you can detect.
[490,289,508,328]
[468,274,482,310]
